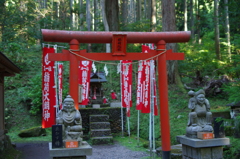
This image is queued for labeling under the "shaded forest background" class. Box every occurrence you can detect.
[1,0,240,157]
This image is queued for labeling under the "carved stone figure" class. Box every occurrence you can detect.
[186,89,213,138]
[56,95,83,146]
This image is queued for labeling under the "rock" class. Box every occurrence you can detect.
[18,126,46,137]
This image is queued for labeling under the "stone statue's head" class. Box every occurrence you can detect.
[194,89,205,105]
[62,95,75,114]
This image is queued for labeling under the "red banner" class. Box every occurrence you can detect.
[136,61,144,110]
[58,63,63,110]
[139,45,158,115]
[42,47,56,128]
[79,61,92,105]
[121,60,132,117]
[141,60,151,113]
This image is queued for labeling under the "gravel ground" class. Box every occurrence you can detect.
[15,141,150,159]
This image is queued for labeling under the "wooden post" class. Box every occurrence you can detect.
[69,39,80,109]
[157,40,171,159]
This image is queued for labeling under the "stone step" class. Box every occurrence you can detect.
[91,136,113,145]
[89,114,109,122]
[90,122,110,129]
[156,144,182,159]
[90,129,112,137]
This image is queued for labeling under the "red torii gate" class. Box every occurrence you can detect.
[41,29,191,159]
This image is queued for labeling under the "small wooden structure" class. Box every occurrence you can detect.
[0,52,21,153]
[89,72,107,103]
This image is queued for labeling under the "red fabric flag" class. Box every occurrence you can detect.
[141,60,151,113]
[121,60,132,117]
[78,61,92,105]
[140,45,158,115]
[58,64,63,110]
[42,47,56,128]
[136,61,144,110]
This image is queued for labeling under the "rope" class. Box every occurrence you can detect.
[68,49,167,65]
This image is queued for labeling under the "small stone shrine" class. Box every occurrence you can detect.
[49,95,92,159]
[177,89,230,159]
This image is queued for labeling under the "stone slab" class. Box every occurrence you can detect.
[110,102,121,107]
[92,104,100,108]
[49,141,92,157]
[177,135,230,148]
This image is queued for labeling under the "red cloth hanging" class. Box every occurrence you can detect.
[78,61,92,105]
[121,60,132,117]
[42,47,56,128]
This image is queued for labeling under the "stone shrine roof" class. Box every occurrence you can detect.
[90,72,107,83]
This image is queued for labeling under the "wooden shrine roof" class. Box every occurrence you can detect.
[90,72,107,83]
[0,52,21,76]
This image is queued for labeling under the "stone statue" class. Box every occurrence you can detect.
[186,89,213,138]
[56,95,83,147]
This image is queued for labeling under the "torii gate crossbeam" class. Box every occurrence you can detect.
[41,29,191,159]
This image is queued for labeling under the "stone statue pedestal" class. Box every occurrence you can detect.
[177,135,229,159]
[49,141,92,159]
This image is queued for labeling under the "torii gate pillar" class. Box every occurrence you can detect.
[69,39,80,109]
[42,29,191,159]
[157,40,171,158]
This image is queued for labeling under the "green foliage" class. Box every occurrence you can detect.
[223,137,240,159]
[222,82,240,104]
[179,32,228,78]
[22,73,42,115]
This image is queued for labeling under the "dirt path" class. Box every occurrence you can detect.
[15,141,150,159]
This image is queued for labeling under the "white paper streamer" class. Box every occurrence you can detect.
[92,62,97,73]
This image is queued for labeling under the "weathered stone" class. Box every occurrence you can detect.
[18,126,46,137]
[56,95,83,147]
[186,89,213,138]
[49,141,92,159]
[91,136,113,145]
[177,135,230,159]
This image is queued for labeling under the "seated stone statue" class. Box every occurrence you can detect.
[56,95,83,146]
[186,89,213,138]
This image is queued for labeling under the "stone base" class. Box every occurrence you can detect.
[92,104,100,108]
[177,135,230,159]
[49,141,92,159]
[110,102,121,107]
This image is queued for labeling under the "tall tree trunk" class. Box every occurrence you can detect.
[79,0,83,31]
[105,0,119,31]
[121,0,128,26]
[129,0,136,23]
[195,0,200,43]
[136,0,141,21]
[225,0,231,61]
[150,0,156,32]
[0,0,6,42]
[70,0,73,29]
[190,0,194,40]
[214,0,221,60]
[184,0,188,31]
[162,0,182,85]
[101,0,110,52]
[86,0,92,52]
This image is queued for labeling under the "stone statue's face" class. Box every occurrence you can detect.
[196,94,205,105]
[62,101,75,115]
